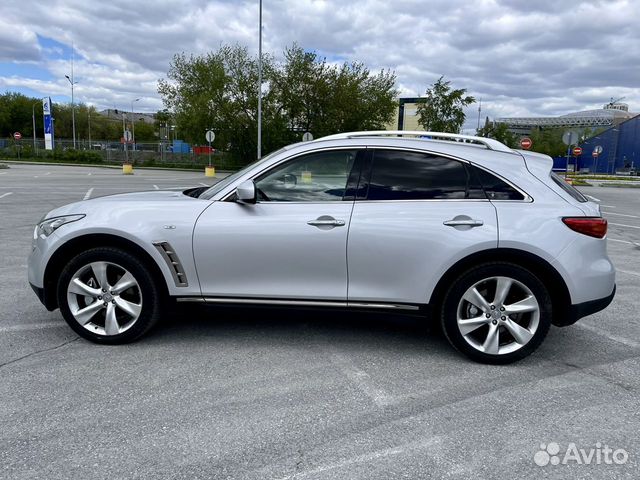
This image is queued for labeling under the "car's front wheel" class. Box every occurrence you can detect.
[57,247,162,344]
[441,263,552,364]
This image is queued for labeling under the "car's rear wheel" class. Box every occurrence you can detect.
[57,247,162,344]
[441,263,552,364]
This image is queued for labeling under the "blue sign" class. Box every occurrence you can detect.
[42,97,54,150]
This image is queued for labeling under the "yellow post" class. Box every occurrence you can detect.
[122,164,134,175]
[205,166,216,177]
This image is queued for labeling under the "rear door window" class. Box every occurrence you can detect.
[365,149,486,200]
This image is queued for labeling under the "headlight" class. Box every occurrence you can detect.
[35,214,85,238]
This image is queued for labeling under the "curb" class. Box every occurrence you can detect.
[0,160,235,174]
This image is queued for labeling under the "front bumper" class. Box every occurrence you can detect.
[554,284,616,327]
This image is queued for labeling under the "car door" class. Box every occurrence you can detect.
[347,148,499,306]
[193,148,363,301]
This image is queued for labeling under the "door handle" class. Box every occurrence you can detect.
[307,216,346,228]
[443,219,484,227]
[307,219,346,227]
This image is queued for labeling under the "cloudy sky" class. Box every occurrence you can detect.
[1,0,638,130]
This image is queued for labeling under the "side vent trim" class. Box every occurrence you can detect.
[153,241,188,287]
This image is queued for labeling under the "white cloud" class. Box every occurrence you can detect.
[0,0,638,128]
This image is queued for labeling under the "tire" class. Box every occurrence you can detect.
[440,262,552,364]
[57,247,162,344]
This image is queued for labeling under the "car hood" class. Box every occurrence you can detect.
[43,190,208,219]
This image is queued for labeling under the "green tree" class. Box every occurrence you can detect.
[158,43,398,165]
[529,127,567,157]
[476,118,518,148]
[416,76,475,133]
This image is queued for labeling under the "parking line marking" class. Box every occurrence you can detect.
[275,436,442,480]
[609,238,637,245]
[199,182,208,187]
[0,192,13,199]
[153,184,159,190]
[601,205,616,208]
[618,269,640,277]
[0,172,7,175]
[83,188,94,200]
[609,222,640,230]
[585,194,601,202]
[576,323,640,349]
[329,351,394,407]
[604,212,640,219]
[0,322,67,334]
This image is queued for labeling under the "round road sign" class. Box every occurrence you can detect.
[520,137,532,150]
[572,146,583,156]
[302,132,313,142]
[594,145,603,154]
[205,130,215,143]
[13,132,22,140]
[124,130,132,142]
[592,151,599,158]
[562,131,579,146]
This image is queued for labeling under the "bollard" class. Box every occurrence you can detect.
[122,164,134,175]
[205,166,216,177]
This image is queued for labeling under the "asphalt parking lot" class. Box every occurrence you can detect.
[1,163,639,479]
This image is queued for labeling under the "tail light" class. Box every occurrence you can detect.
[562,217,607,238]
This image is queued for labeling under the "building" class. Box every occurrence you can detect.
[570,112,640,173]
[497,103,636,136]
[385,97,426,131]
[98,109,156,124]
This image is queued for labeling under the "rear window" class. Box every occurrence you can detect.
[367,150,486,200]
[550,172,588,203]
[471,166,525,201]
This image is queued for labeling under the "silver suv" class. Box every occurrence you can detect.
[28,131,616,363]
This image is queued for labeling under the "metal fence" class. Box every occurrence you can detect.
[0,138,239,170]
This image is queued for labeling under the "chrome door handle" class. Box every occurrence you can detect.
[443,219,484,227]
[307,216,346,227]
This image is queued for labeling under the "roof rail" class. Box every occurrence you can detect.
[318,130,515,154]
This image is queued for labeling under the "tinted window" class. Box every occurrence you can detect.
[472,166,525,201]
[255,150,357,202]
[550,172,588,203]
[366,150,485,200]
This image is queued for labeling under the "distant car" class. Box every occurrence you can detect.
[28,131,615,363]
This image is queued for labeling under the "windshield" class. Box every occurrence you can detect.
[198,147,289,200]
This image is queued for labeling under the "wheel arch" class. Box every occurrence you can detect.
[428,248,571,326]
[42,233,169,310]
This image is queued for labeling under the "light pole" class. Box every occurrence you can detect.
[257,0,262,160]
[64,74,77,149]
[88,108,92,149]
[130,98,140,151]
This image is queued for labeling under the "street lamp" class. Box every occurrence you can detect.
[131,98,140,151]
[64,74,77,149]
[257,0,263,160]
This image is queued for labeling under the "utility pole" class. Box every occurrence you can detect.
[131,98,140,151]
[122,112,128,163]
[476,98,482,131]
[65,74,77,149]
[257,0,263,160]
[88,108,92,148]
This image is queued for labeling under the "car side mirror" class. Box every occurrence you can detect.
[236,180,257,204]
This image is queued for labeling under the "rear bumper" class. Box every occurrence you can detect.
[554,284,616,327]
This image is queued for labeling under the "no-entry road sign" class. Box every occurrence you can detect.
[13,132,22,140]
[520,137,532,150]
[572,146,583,156]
